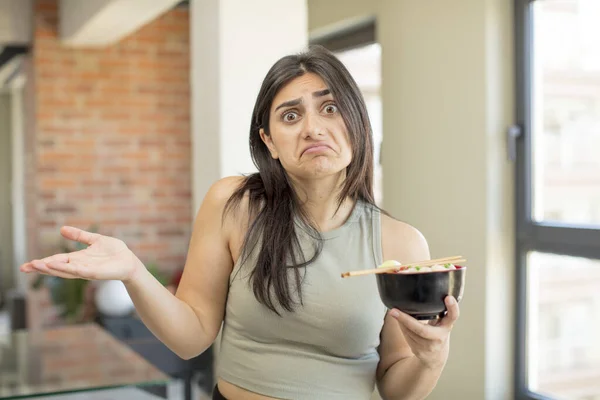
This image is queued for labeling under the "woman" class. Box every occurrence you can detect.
[21,45,459,400]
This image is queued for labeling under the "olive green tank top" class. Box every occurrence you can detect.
[217,200,387,399]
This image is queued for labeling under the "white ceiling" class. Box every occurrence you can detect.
[60,0,181,47]
[0,0,32,46]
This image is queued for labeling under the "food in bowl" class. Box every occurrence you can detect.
[378,260,458,273]
[378,260,402,268]
[375,259,466,320]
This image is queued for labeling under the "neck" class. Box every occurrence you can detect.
[289,172,356,233]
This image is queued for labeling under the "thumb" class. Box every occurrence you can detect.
[60,226,100,245]
[438,295,460,329]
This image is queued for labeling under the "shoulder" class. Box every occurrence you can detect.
[204,176,246,205]
[380,214,427,245]
[193,176,251,247]
[194,176,250,226]
[205,176,257,262]
[199,175,250,217]
[380,213,430,264]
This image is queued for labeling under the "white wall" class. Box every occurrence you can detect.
[10,81,27,293]
[0,93,14,293]
[309,0,515,399]
[191,0,308,211]
[0,62,27,294]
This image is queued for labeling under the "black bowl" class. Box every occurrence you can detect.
[376,266,467,320]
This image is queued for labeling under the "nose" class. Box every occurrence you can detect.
[303,112,324,139]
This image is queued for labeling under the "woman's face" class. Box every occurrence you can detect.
[260,73,352,181]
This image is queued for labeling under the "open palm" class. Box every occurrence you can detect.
[20,226,138,282]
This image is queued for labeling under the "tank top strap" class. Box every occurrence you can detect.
[367,202,384,268]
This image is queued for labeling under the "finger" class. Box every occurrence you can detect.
[438,296,460,329]
[46,260,96,280]
[31,260,78,279]
[21,254,71,274]
[60,226,100,246]
[31,270,54,277]
[20,262,36,273]
[20,261,48,274]
[390,309,436,340]
[41,253,70,264]
[31,260,53,274]
[22,253,70,273]
[397,323,426,347]
[41,268,78,280]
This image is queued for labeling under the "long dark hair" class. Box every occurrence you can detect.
[224,45,377,315]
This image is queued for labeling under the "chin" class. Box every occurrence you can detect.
[300,163,347,179]
[284,157,350,181]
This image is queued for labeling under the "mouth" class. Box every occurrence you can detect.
[302,144,332,156]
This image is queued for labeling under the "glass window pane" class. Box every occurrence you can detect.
[527,252,600,399]
[531,0,600,226]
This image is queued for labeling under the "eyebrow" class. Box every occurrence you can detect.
[274,89,331,111]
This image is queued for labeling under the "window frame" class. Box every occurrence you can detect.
[514,0,600,399]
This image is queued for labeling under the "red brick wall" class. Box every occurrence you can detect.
[28,0,191,327]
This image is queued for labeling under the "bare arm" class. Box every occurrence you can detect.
[21,177,244,360]
[123,260,208,359]
[376,216,450,400]
[125,176,242,359]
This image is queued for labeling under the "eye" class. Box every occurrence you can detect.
[282,111,299,122]
[324,104,338,114]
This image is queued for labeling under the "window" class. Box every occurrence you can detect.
[515,1,600,399]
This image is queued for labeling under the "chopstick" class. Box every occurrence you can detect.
[341,256,465,278]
